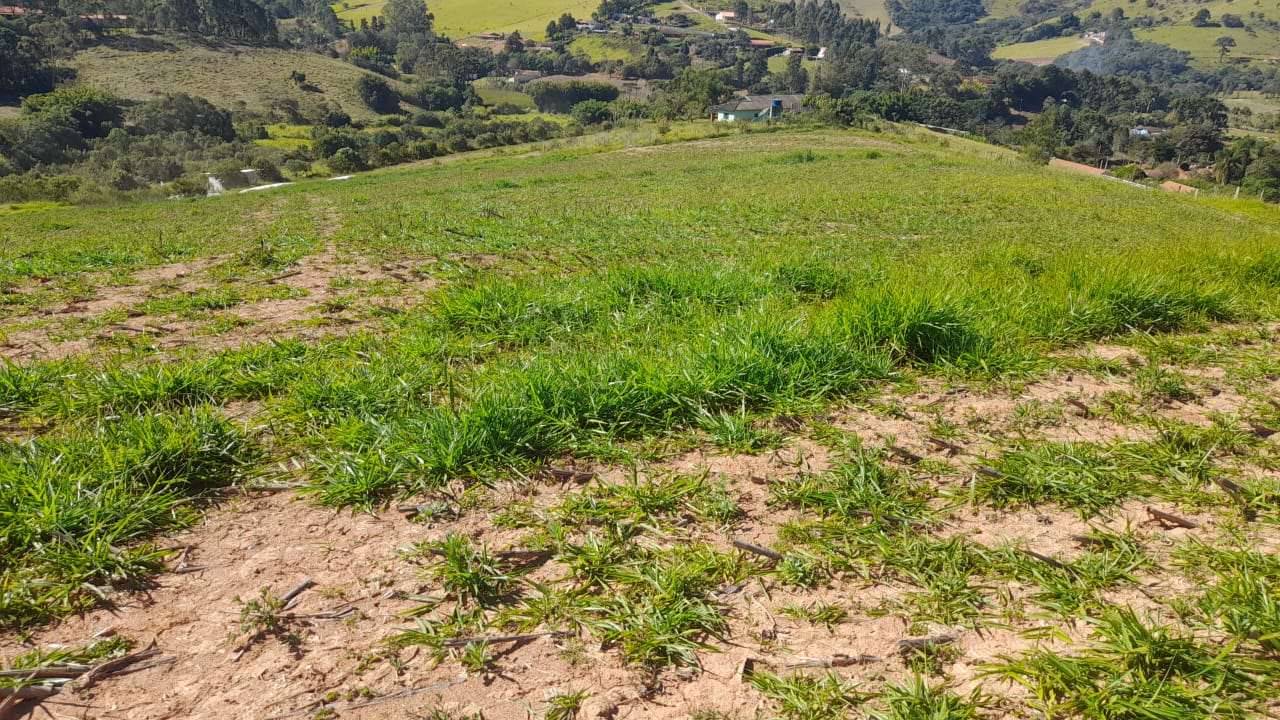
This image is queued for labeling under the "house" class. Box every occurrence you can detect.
[1129,126,1165,138]
[475,31,505,41]
[710,94,805,122]
[748,39,776,49]
[510,69,544,84]
[782,46,805,56]
[714,11,735,23]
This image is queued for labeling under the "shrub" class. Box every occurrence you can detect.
[571,99,612,125]
[356,75,400,114]
[1111,164,1146,180]
[328,147,366,173]
[529,81,619,113]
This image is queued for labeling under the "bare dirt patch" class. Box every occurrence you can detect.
[0,249,439,362]
[6,333,1280,719]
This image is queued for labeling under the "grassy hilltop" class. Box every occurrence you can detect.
[72,35,414,122]
[4,126,1280,718]
[990,0,1280,63]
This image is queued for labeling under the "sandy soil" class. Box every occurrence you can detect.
[5,331,1272,720]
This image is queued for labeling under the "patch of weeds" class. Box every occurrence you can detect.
[232,586,302,655]
[1173,541,1280,653]
[585,544,740,669]
[772,452,934,526]
[458,641,496,681]
[1010,399,1065,432]
[420,533,525,607]
[984,607,1280,718]
[204,314,256,334]
[873,534,994,624]
[995,531,1150,617]
[319,295,355,313]
[1133,364,1196,403]
[697,406,783,454]
[775,555,823,588]
[769,257,850,300]
[555,470,738,528]
[0,409,257,628]
[869,675,987,720]
[776,150,821,164]
[544,687,590,720]
[747,670,870,720]
[589,593,727,669]
[1,636,134,693]
[827,288,1010,371]
[974,442,1139,516]
[780,601,848,630]
[902,641,961,677]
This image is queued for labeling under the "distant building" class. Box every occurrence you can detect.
[714,11,735,23]
[710,94,805,122]
[782,46,805,56]
[475,31,505,40]
[1129,126,1166,138]
[510,69,543,84]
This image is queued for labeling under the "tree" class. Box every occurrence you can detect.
[571,99,612,124]
[1215,35,1236,61]
[782,53,809,93]
[356,75,400,113]
[328,147,366,173]
[1243,152,1280,202]
[20,86,122,139]
[1190,8,1211,27]
[382,0,433,41]
[411,81,463,111]
[528,80,618,113]
[130,93,234,139]
[1169,123,1223,163]
[652,67,730,120]
[1171,96,1227,128]
[503,31,524,54]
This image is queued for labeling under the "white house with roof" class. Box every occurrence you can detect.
[710,95,805,122]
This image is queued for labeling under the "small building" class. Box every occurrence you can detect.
[782,46,805,56]
[510,69,544,84]
[714,11,735,23]
[475,31,505,41]
[711,94,804,122]
[1129,126,1165,138]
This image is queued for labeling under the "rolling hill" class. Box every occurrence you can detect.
[71,35,414,121]
[990,0,1280,64]
[3,122,1280,720]
[334,0,600,39]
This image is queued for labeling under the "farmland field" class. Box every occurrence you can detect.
[334,0,601,38]
[988,0,1280,64]
[4,124,1280,719]
[991,36,1089,61]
